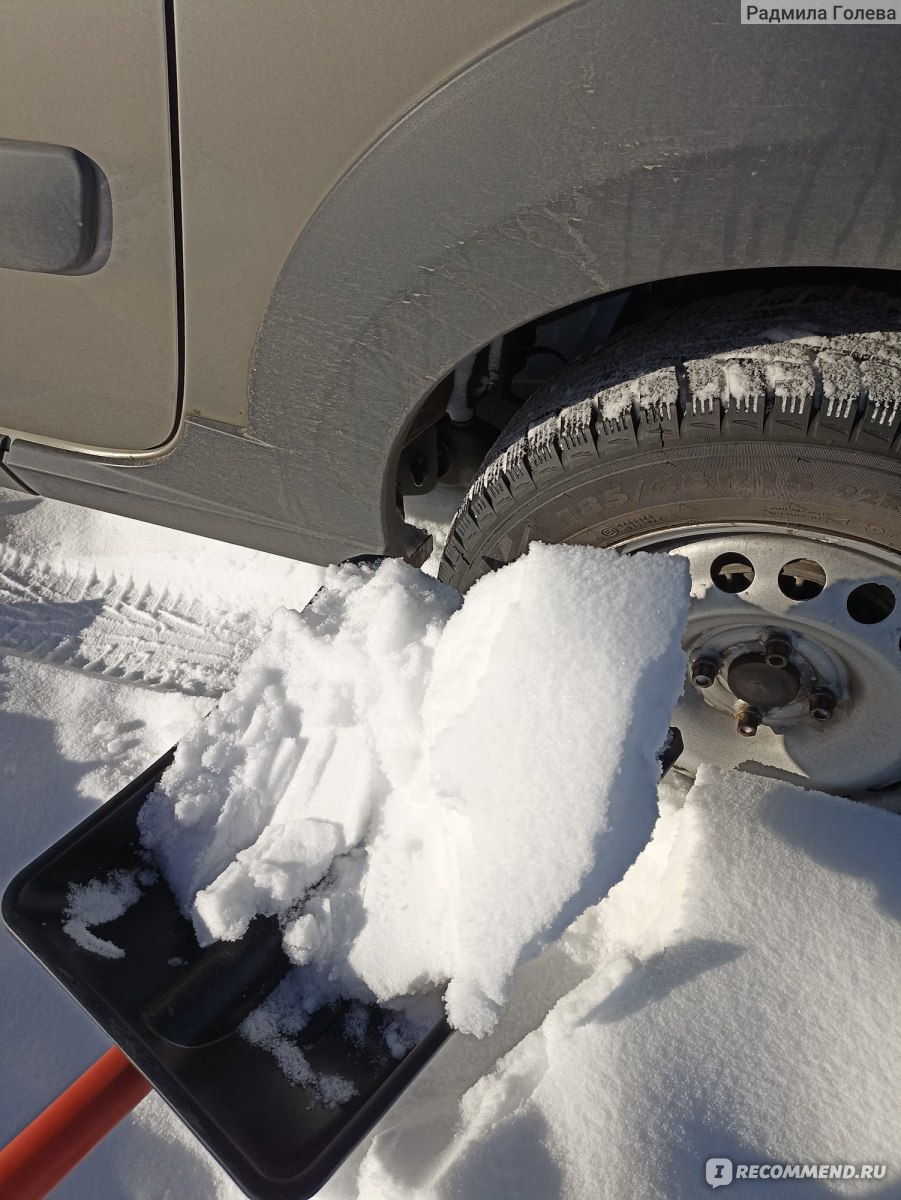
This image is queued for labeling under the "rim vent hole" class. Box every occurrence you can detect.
[847,582,895,624]
[777,559,826,601]
[711,553,755,594]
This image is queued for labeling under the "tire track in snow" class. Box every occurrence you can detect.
[0,545,264,696]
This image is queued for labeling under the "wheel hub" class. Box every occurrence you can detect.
[687,624,843,731]
[727,652,802,709]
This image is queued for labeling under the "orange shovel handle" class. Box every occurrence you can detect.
[0,1046,150,1200]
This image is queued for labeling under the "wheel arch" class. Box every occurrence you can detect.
[249,0,901,560]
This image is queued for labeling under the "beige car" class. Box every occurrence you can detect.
[3,0,901,793]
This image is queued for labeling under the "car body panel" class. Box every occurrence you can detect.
[173,0,573,430]
[4,0,901,562]
[0,0,179,455]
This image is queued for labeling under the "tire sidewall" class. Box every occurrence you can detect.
[451,440,901,589]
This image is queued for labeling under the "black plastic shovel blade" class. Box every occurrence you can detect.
[1,752,450,1200]
[2,723,682,1198]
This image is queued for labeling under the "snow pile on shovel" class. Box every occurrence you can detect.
[138,544,690,1043]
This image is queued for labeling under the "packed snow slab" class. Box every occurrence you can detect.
[139,545,690,1038]
[356,768,900,1200]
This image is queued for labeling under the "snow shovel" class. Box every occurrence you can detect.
[1,708,682,1197]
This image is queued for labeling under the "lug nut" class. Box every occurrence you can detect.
[809,688,836,722]
[763,634,793,669]
[736,706,762,737]
[691,656,720,689]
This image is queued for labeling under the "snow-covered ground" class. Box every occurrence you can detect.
[0,488,898,1199]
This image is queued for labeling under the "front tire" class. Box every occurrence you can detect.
[438,288,901,797]
[439,288,901,590]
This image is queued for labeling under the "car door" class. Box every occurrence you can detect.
[0,0,180,457]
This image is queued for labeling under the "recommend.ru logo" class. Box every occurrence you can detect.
[706,1159,734,1188]
[705,1157,887,1186]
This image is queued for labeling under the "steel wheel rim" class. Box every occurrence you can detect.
[611,523,901,796]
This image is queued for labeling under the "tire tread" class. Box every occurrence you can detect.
[438,288,901,586]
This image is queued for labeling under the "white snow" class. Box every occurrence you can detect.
[63,870,144,960]
[139,544,689,1039]
[349,767,899,1200]
[0,487,898,1200]
[0,493,313,614]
